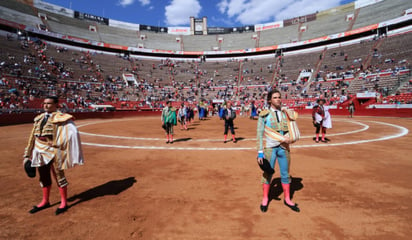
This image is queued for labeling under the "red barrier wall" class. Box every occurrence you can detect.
[1,108,411,126]
[0,110,162,126]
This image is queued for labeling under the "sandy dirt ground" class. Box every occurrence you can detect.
[0,114,411,240]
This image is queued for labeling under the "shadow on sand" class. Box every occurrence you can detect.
[173,137,192,143]
[268,176,304,202]
[68,177,137,207]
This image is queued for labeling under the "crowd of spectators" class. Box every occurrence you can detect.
[1,32,411,114]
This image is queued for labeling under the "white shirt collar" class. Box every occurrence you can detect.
[270,107,282,121]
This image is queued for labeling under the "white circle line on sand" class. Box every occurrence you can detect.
[80,143,252,151]
[80,120,409,150]
[292,121,409,148]
[78,119,369,141]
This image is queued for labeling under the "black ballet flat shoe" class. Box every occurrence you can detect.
[166,141,169,144]
[284,200,300,212]
[29,203,51,214]
[55,206,69,215]
[321,139,327,143]
[260,204,268,213]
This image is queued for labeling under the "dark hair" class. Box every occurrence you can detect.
[45,96,59,104]
[317,98,326,103]
[166,100,171,104]
[267,89,281,102]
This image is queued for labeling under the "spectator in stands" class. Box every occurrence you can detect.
[23,96,84,215]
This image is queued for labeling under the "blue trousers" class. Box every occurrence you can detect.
[261,146,291,184]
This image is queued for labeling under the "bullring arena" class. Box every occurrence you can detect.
[1,113,411,240]
[1,0,412,239]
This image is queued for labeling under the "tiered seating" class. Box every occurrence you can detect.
[369,32,412,71]
[347,72,407,95]
[181,34,218,52]
[381,92,412,104]
[318,37,377,79]
[98,24,139,47]
[259,25,299,46]
[0,0,37,17]
[89,52,132,78]
[0,5,42,27]
[38,10,101,42]
[397,77,412,94]
[279,50,321,82]
[219,33,256,50]
[139,31,181,51]
[353,0,412,29]
[301,3,354,41]
[1,14,411,110]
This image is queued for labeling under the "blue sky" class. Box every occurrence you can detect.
[43,0,355,27]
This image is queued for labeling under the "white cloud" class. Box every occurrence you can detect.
[118,0,135,7]
[138,0,150,6]
[216,0,344,25]
[217,0,229,14]
[165,0,201,26]
[118,0,150,7]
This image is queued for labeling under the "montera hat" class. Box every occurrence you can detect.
[258,158,275,175]
[24,160,36,178]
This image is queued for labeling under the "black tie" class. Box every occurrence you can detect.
[275,110,280,122]
[40,114,49,132]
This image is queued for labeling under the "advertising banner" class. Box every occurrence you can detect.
[355,0,383,9]
[207,27,230,35]
[168,27,191,35]
[74,11,109,25]
[140,24,167,33]
[284,13,316,27]
[34,0,74,18]
[255,21,283,31]
[344,24,378,36]
[109,19,140,31]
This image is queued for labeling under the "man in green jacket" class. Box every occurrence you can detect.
[161,101,177,143]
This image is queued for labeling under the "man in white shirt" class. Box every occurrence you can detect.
[256,89,300,213]
[23,96,84,215]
